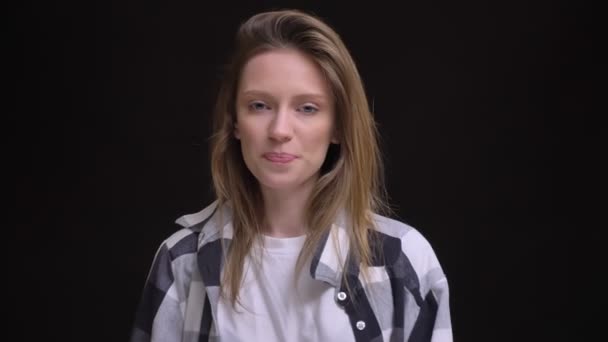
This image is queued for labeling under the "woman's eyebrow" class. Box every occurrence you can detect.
[240,89,271,98]
[292,93,328,103]
[241,90,328,102]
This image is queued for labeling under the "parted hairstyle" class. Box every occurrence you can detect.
[209,9,390,306]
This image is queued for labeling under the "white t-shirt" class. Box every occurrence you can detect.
[216,234,355,342]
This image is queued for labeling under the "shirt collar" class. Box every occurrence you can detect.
[175,201,349,288]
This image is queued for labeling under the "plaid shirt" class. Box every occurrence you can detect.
[130,201,452,342]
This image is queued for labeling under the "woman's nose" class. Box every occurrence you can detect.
[268,109,293,142]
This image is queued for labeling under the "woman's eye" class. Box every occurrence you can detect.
[249,101,269,111]
[298,104,318,114]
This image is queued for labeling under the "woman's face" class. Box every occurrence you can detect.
[234,48,338,192]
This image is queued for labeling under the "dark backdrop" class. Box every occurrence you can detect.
[14,0,584,341]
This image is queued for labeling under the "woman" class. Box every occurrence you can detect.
[130,9,452,342]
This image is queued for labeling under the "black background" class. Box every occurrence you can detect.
[13,0,585,340]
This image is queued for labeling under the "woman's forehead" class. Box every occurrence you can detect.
[237,49,332,98]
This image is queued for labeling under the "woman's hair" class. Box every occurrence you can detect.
[209,9,390,306]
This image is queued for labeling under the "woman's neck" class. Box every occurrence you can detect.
[260,181,315,238]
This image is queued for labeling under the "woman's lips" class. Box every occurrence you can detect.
[263,152,297,163]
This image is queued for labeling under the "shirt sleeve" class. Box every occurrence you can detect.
[129,242,184,342]
[402,229,453,342]
[428,277,452,342]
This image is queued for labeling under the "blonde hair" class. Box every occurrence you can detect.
[209,9,390,306]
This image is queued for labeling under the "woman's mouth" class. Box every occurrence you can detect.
[263,152,297,163]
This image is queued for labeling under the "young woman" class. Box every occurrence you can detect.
[130,9,452,342]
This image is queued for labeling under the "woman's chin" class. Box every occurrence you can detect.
[256,175,316,193]
[257,178,298,191]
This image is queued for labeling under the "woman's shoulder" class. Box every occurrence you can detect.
[148,201,226,274]
[164,200,230,249]
[371,213,445,278]
[174,200,221,232]
[372,213,432,249]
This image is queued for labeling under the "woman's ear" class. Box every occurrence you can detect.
[234,122,240,140]
[331,130,339,144]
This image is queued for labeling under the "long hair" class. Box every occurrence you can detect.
[209,9,390,306]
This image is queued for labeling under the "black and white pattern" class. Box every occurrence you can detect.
[130,201,452,342]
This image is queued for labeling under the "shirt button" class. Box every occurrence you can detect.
[356,320,366,330]
[337,291,347,301]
